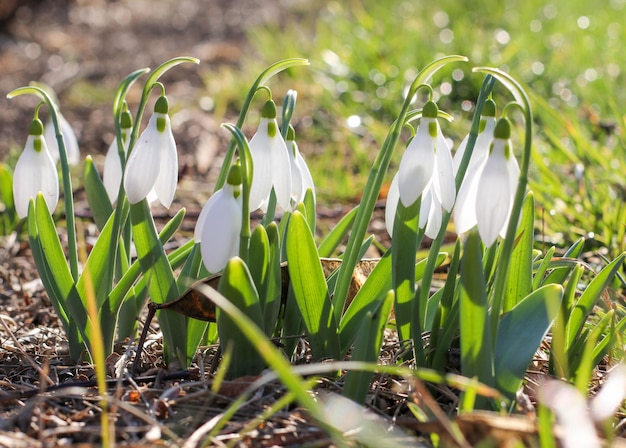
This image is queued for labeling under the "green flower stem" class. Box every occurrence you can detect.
[333,55,468,321]
[473,67,533,346]
[7,86,79,280]
[281,90,298,139]
[415,76,496,364]
[214,58,309,191]
[221,123,254,265]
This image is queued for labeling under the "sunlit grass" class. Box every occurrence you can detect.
[207,0,626,248]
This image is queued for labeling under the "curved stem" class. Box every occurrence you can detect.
[221,123,254,265]
[214,58,309,191]
[7,86,79,280]
[333,55,468,320]
[473,67,533,345]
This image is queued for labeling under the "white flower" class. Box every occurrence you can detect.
[248,100,292,212]
[397,101,455,211]
[45,112,80,165]
[123,95,178,208]
[452,99,497,175]
[103,110,132,204]
[13,118,59,218]
[386,101,455,239]
[454,117,520,246]
[286,125,315,208]
[385,174,443,239]
[195,165,242,273]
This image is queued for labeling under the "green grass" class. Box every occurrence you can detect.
[203,0,626,250]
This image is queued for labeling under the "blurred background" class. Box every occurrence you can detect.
[1,0,624,250]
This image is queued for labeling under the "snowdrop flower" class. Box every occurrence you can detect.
[248,100,292,212]
[397,101,455,211]
[123,94,178,208]
[452,98,497,175]
[385,175,442,239]
[386,101,455,238]
[286,125,315,208]
[13,118,59,218]
[195,164,243,273]
[103,108,132,204]
[454,117,520,246]
[44,112,80,165]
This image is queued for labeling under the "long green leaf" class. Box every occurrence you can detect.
[532,246,555,290]
[217,257,266,378]
[333,56,468,327]
[505,192,534,311]
[460,231,493,391]
[342,291,394,403]
[83,155,113,231]
[32,195,87,359]
[495,284,563,398]
[542,238,585,286]
[391,197,420,343]
[286,211,340,360]
[130,200,187,366]
[566,253,624,348]
[317,205,358,258]
[264,222,282,336]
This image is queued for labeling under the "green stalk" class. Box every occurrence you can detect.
[7,86,80,280]
[214,58,309,191]
[333,55,468,321]
[415,76,496,362]
[472,68,533,346]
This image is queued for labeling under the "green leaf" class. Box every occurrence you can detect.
[505,192,534,311]
[286,211,340,360]
[532,246,556,290]
[342,290,394,403]
[391,197,420,343]
[566,253,624,348]
[130,200,187,366]
[249,224,270,307]
[542,238,585,286]
[429,239,461,371]
[317,205,358,258]
[303,187,316,233]
[460,231,493,390]
[83,155,113,230]
[263,222,283,336]
[339,250,446,355]
[31,195,87,360]
[217,257,266,378]
[495,284,563,398]
[550,264,583,379]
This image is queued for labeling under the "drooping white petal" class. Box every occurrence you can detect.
[248,118,274,211]
[13,135,59,218]
[198,185,242,273]
[269,130,292,211]
[103,135,128,204]
[496,147,520,238]
[123,114,161,204]
[45,114,80,165]
[385,174,400,237]
[397,119,435,207]
[453,154,487,235]
[453,116,496,175]
[153,118,178,208]
[296,151,316,201]
[287,140,304,206]
[475,139,512,246]
[421,187,442,239]
[433,126,456,211]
